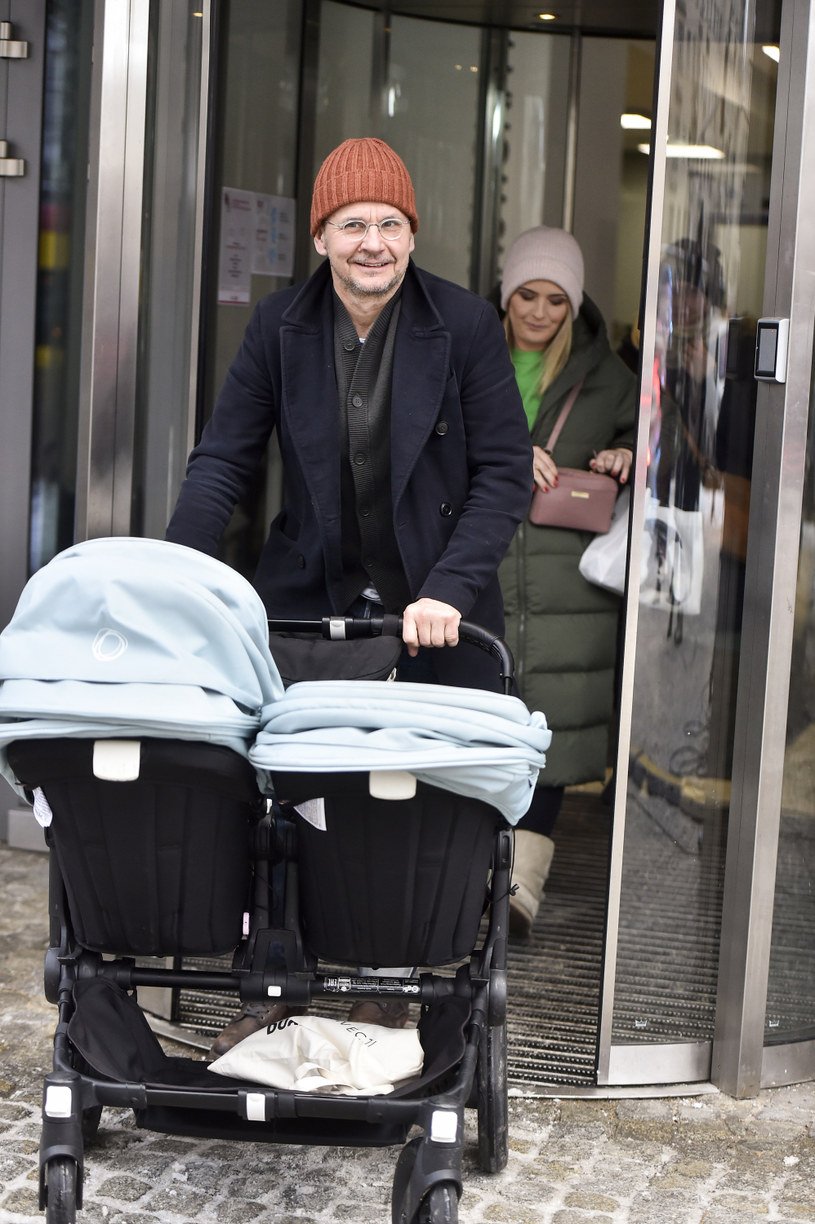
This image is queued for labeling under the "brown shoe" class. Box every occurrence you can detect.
[210,1002,307,1058]
[347,998,411,1028]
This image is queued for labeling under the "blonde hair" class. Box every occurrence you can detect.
[504,308,573,397]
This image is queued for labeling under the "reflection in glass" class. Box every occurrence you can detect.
[614,0,777,1047]
[29,0,94,572]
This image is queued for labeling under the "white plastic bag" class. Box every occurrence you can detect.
[579,487,705,616]
[640,496,704,616]
[578,488,630,595]
[209,1012,424,1096]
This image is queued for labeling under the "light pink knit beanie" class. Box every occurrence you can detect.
[500,227,584,318]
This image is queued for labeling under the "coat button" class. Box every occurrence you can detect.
[344,340,356,351]
[440,502,453,516]
[435,420,449,435]
[296,554,306,568]
[354,451,367,465]
[352,394,364,408]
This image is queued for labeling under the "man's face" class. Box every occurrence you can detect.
[314,201,415,306]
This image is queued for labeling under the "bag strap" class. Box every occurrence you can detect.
[544,377,585,452]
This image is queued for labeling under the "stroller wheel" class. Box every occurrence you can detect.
[417,1183,458,1223]
[391,1137,421,1224]
[44,1156,78,1224]
[391,1139,460,1224]
[476,1019,509,1173]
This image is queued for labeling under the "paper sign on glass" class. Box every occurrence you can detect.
[217,188,253,304]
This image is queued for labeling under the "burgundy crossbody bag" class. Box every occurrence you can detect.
[528,378,618,534]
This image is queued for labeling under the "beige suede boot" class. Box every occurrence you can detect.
[509,830,556,936]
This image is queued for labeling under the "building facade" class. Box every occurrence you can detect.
[1,0,813,1099]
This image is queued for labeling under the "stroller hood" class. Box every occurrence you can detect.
[0,538,284,798]
[251,680,551,824]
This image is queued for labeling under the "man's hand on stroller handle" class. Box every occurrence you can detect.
[402,598,461,656]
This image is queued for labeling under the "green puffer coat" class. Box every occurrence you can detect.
[499,294,637,787]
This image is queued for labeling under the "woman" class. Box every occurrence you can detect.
[498,227,637,935]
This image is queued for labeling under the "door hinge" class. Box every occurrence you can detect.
[0,141,26,177]
[0,21,30,58]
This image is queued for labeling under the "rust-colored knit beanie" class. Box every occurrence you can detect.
[310,137,419,236]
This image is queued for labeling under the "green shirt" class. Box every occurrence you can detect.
[511,348,545,430]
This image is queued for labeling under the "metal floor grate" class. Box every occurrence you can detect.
[172,792,614,1089]
[169,788,814,1088]
[503,791,610,1087]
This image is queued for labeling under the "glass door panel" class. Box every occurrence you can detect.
[310,6,482,288]
[307,0,377,277]
[609,0,779,1072]
[499,29,571,246]
[766,366,815,1045]
[498,34,653,364]
[573,38,655,354]
[313,0,376,159]
[383,14,481,286]
[194,0,303,577]
[203,0,303,412]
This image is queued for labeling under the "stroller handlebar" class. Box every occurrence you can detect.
[267,616,515,691]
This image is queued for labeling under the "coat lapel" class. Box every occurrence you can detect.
[390,265,451,503]
[279,266,343,567]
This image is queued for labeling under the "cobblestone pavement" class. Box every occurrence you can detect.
[3,843,815,1224]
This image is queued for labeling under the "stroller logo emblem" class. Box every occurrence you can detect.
[92,628,128,661]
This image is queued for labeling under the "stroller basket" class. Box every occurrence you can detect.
[7,737,264,957]
[274,771,501,966]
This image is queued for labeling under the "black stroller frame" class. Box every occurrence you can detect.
[10,618,518,1224]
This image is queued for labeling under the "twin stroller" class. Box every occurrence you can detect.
[0,538,550,1224]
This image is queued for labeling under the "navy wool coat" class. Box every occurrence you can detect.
[167,259,533,690]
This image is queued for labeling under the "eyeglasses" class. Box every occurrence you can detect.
[324,217,410,242]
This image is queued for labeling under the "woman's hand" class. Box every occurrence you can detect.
[590,447,632,484]
[532,443,559,492]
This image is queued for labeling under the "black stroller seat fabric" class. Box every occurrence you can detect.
[269,630,403,686]
[7,737,263,956]
[275,772,500,966]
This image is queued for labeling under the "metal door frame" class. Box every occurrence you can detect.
[598,0,815,1093]
[712,0,815,1097]
[76,0,211,542]
[75,0,149,540]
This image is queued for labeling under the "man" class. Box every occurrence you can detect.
[167,139,531,1046]
[167,137,532,691]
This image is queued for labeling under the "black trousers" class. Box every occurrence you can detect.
[515,785,564,836]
